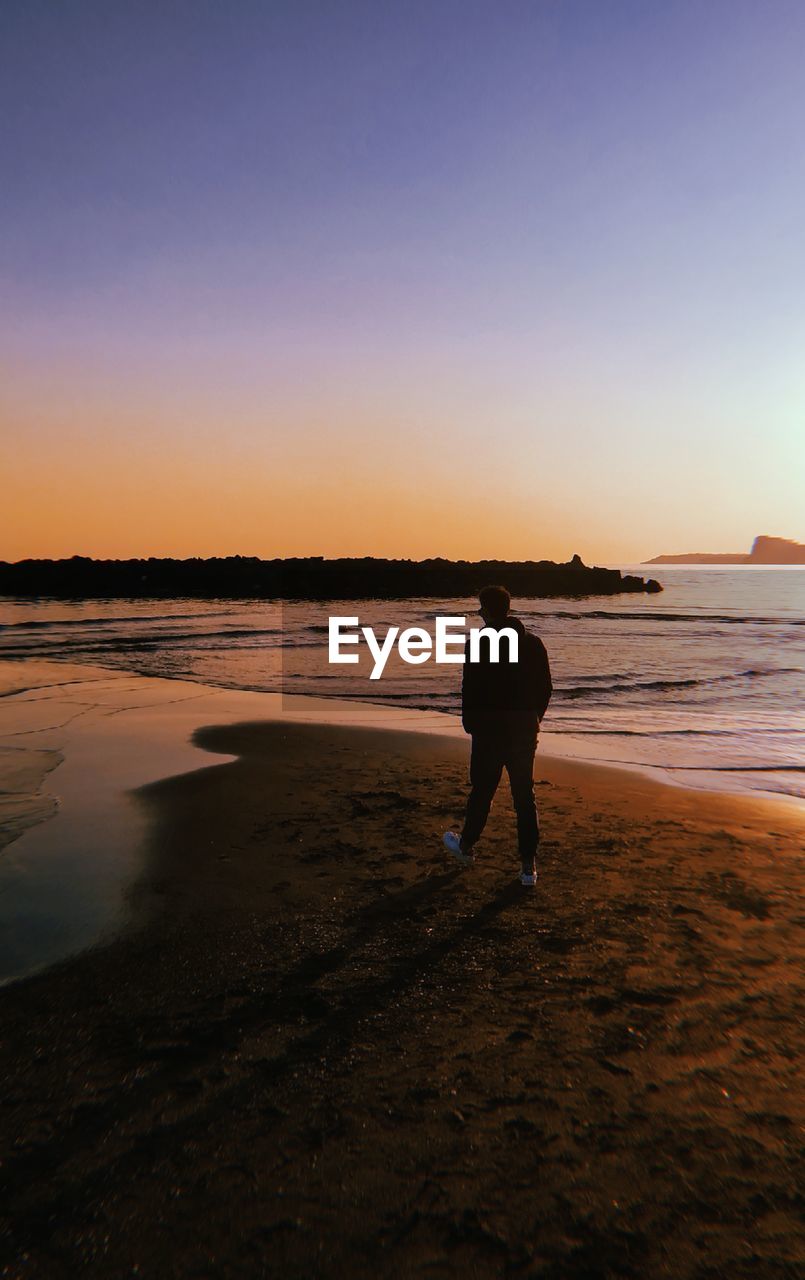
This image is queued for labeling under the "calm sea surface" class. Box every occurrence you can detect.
[1,567,803,803]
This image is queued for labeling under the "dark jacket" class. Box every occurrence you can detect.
[461,616,552,736]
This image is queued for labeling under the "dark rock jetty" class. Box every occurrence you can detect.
[0,553,662,600]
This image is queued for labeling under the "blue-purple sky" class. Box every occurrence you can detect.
[3,0,803,561]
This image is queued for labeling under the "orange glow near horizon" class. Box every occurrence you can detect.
[2,356,627,564]
[3,438,595,564]
[3,350,803,567]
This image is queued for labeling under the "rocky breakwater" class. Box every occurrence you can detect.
[0,554,662,600]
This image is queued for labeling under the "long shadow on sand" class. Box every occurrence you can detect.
[1,863,532,1263]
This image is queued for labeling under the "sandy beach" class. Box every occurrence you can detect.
[0,662,802,1277]
[5,1,805,1273]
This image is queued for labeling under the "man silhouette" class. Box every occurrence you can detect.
[444,585,552,886]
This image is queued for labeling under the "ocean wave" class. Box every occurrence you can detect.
[556,668,800,699]
[0,626,285,655]
[541,726,802,737]
[521,609,805,626]
[0,609,245,631]
[696,764,805,773]
[284,609,803,628]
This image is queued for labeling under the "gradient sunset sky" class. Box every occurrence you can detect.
[3,1,804,563]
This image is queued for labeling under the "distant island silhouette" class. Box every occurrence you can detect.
[645,535,805,566]
[0,554,662,600]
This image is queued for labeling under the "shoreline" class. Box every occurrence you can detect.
[1,656,804,986]
[2,653,802,808]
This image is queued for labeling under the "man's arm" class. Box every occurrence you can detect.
[531,636,552,721]
[461,635,479,734]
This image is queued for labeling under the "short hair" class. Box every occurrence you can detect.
[478,584,511,619]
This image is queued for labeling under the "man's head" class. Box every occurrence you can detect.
[478,584,511,626]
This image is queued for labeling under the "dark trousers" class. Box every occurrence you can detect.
[461,724,539,863]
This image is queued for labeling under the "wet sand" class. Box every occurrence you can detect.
[1,702,803,1277]
[0,660,468,982]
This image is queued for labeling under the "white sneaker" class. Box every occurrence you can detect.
[519,867,538,887]
[443,831,474,866]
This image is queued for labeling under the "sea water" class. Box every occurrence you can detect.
[1,567,802,803]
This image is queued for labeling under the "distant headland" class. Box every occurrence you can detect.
[0,554,662,600]
[645,535,805,566]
